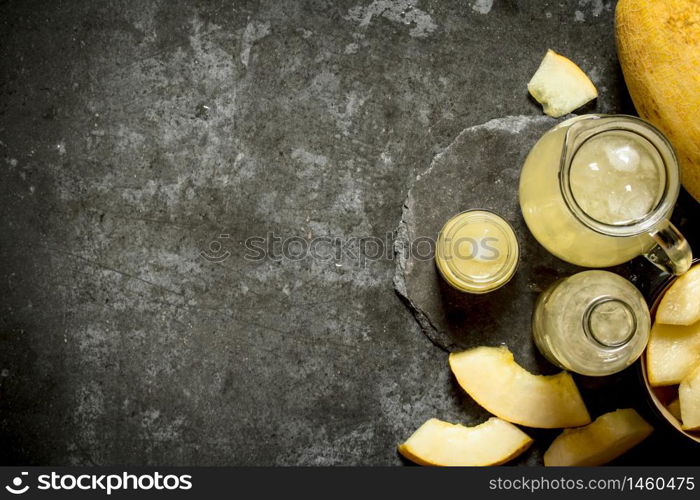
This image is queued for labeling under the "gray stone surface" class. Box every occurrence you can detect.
[0,0,698,465]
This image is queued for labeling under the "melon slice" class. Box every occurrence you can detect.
[398,417,533,466]
[646,320,700,386]
[449,346,590,428]
[544,409,653,466]
[679,364,700,431]
[656,265,700,326]
[528,49,598,118]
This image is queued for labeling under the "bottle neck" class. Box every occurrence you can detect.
[582,296,637,349]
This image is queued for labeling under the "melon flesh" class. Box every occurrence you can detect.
[679,364,700,430]
[527,49,598,118]
[449,346,590,428]
[398,418,533,466]
[544,409,653,466]
[646,320,700,386]
[616,0,700,201]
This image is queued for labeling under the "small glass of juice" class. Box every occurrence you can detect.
[435,210,519,294]
[519,114,692,274]
[532,270,651,376]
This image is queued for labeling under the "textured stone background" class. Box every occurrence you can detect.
[1,0,698,465]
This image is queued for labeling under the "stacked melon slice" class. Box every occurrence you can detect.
[647,265,700,431]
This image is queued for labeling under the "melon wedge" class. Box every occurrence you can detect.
[646,320,700,386]
[527,49,598,118]
[544,409,653,466]
[656,265,700,326]
[449,346,590,428]
[679,364,700,431]
[398,417,533,466]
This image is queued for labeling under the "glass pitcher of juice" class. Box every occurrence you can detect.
[519,114,692,274]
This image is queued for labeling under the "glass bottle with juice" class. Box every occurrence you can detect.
[532,270,650,376]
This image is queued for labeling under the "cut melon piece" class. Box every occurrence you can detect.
[646,320,700,386]
[656,265,700,326]
[449,346,590,428]
[679,364,700,431]
[398,417,533,466]
[544,409,653,466]
[528,49,598,118]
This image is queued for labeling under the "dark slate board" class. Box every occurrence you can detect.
[393,114,700,464]
[393,114,699,420]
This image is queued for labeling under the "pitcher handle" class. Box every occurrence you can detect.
[646,221,693,275]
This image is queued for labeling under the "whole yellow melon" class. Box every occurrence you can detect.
[616,0,700,201]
